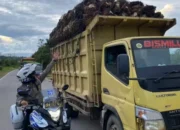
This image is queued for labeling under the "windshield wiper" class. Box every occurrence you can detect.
[127,77,155,81]
[154,70,180,83]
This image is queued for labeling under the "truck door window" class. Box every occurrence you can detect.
[105,45,128,85]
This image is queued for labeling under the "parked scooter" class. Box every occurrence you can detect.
[10,85,71,130]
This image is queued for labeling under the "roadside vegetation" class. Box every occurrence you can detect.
[0,67,17,78]
[32,39,51,69]
[32,39,52,79]
[0,56,21,78]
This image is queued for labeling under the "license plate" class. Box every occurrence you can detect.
[44,101,60,108]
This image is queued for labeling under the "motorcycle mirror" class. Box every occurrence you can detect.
[62,84,69,91]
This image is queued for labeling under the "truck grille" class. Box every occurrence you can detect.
[162,110,180,130]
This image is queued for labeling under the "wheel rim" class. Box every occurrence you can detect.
[110,124,118,130]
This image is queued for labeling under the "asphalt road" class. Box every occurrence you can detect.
[0,70,101,130]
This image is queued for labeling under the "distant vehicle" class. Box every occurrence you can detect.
[19,58,43,75]
[22,63,43,76]
[34,63,43,75]
[20,58,36,69]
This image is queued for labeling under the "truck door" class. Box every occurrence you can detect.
[101,41,136,130]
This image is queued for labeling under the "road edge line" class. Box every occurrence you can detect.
[0,70,17,81]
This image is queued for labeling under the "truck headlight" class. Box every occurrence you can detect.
[136,106,166,130]
[144,120,165,130]
[48,109,60,122]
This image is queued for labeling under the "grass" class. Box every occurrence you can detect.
[0,66,17,78]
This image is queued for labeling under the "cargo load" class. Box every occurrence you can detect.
[49,0,164,46]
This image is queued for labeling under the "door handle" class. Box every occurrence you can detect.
[103,88,110,95]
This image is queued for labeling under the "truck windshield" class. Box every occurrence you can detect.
[131,38,180,92]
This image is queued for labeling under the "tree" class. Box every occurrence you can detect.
[38,39,45,47]
[32,39,51,69]
[4,59,10,66]
[171,49,180,65]
[0,59,2,70]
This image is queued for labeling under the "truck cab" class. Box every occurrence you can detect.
[102,37,180,130]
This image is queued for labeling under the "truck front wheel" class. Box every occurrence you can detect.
[106,115,123,130]
[71,110,79,118]
[66,103,79,118]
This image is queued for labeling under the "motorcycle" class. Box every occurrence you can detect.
[10,85,71,130]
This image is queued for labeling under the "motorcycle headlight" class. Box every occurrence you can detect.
[136,106,166,130]
[48,109,60,122]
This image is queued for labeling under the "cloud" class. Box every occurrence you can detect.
[0,7,12,14]
[0,0,180,56]
[0,24,47,38]
[160,4,174,16]
[0,0,80,56]
[0,35,13,43]
[36,14,61,24]
[0,35,47,57]
[0,1,47,15]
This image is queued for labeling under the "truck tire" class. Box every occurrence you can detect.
[106,115,123,130]
[62,119,71,130]
[71,110,79,118]
[66,103,79,119]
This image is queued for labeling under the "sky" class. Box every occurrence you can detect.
[0,0,179,57]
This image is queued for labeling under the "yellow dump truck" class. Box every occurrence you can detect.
[51,15,180,130]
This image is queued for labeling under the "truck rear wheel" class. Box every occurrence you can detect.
[106,115,123,130]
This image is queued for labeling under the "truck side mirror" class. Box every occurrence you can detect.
[117,54,129,78]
